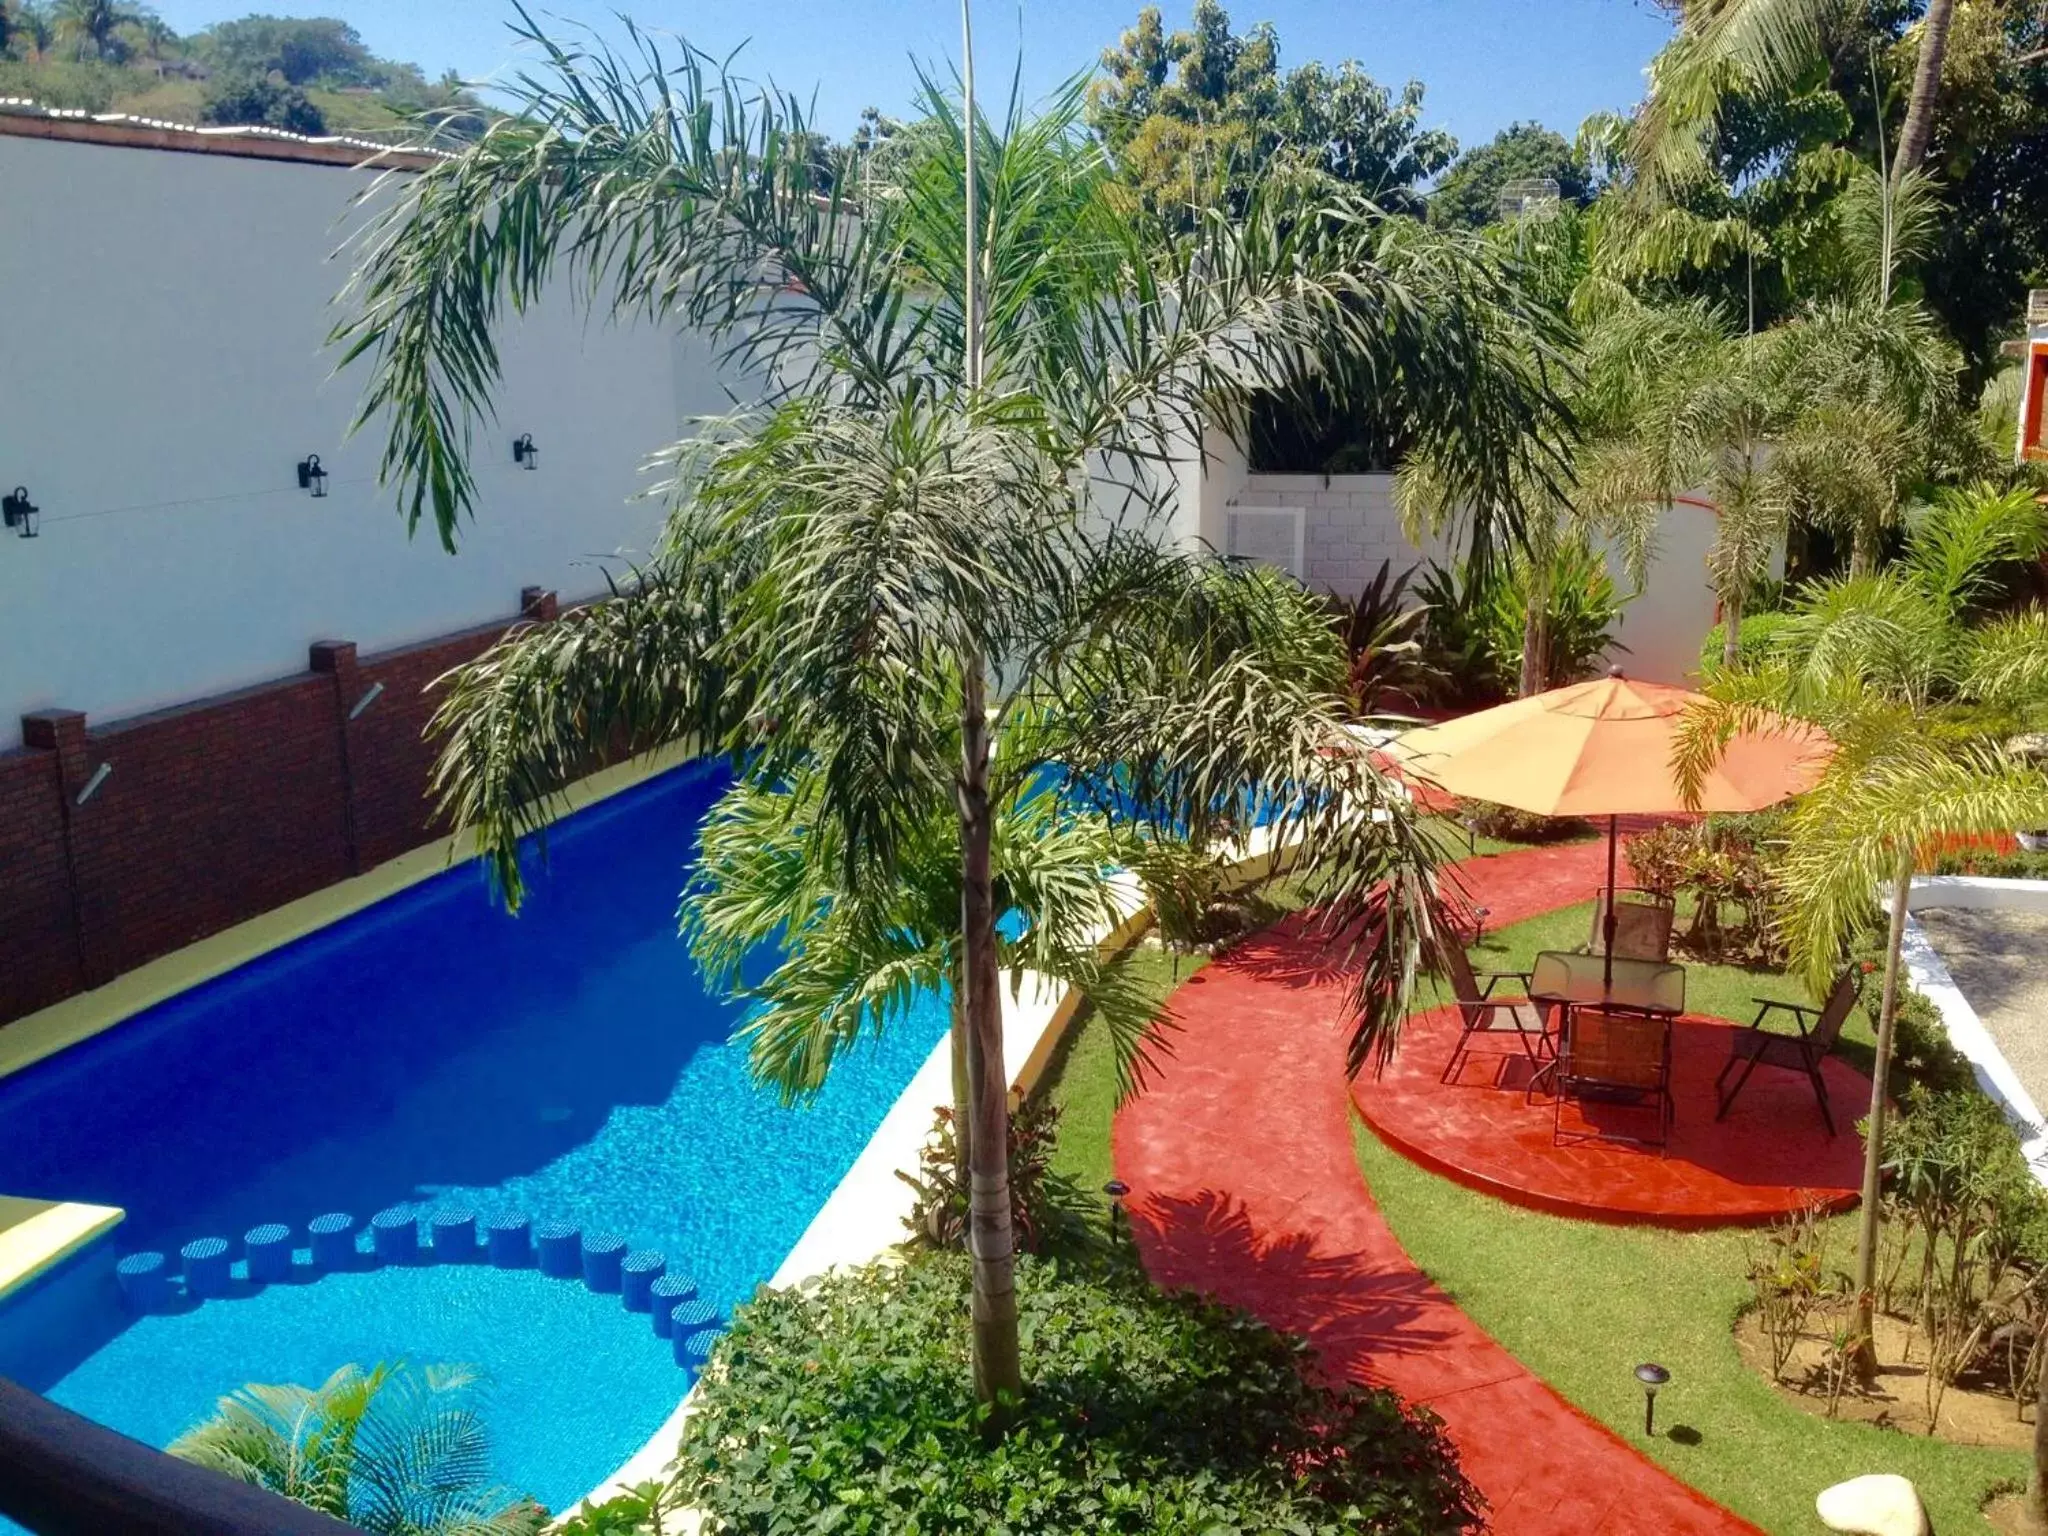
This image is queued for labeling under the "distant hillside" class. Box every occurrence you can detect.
[0,6,489,145]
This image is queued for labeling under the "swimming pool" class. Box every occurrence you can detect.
[0,760,950,1514]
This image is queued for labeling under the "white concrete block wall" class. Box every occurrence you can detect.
[1222,470,1725,686]
[1226,473,1449,592]
[0,132,736,742]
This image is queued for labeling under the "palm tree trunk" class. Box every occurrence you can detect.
[1852,851,1915,1383]
[950,981,973,1226]
[1720,585,1746,671]
[958,652,1022,1421]
[1519,600,1547,696]
[2029,1337,2048,1526]
[1894,0,1956,184]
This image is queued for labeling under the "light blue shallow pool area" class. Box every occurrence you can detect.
[0,760,949,1514]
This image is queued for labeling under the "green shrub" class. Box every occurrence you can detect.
[200,70,327,134]
[632,1252,1479,1535]
[1697,611,1793,673]
[1414,561,1507,707]
[1126,834,1234,952]
[1460,799,1589,844]
[1480,541,1625,689]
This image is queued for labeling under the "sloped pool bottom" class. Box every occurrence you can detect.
[0,761,950,1513]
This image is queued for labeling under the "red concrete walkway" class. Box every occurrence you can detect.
[1114,840,1766,1535]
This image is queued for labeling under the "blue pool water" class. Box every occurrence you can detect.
[0,761,949,1513]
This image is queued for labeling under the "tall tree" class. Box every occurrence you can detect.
[1428,121,1593,230]
[1086,0,1454,222]
[50,0,142,62]
[335,9,1569,1416]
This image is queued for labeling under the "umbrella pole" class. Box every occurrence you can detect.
[1603,815,1619,993]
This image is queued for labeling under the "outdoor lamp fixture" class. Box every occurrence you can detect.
[2,486,39,539]
[1102,1179,1130,1247]
[1634,1362,1671,1436]
[512,433,539,470]
[296,454,328,497]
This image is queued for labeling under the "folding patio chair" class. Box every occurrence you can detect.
[1435,939,1549,1085]
[1589,887,1677,963]
[1715,968,1858,1137]
[1554,1004,1673,1152]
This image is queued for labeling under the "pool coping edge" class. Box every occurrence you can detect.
[0,1200,125,1305]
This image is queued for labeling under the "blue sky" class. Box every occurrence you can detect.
[144,0,1674,152]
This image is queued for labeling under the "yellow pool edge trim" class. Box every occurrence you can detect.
[0,1197,124,1304]
[0,742,698,1086]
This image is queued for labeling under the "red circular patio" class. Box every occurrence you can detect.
[1353,1003,1868,1227]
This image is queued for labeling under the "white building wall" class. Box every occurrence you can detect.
[1222,468,1725,687]
[0,133,728,743]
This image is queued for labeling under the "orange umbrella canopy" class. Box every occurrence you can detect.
[1389,672,1829,818]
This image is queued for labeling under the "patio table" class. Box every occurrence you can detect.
[1529,950,1686,1019]
[1524,950,1686,1101]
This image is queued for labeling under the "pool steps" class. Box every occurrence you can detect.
[113,1208,719,1370]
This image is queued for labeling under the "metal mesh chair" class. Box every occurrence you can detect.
[1715,969,1858,1136]
[1554,1005,1673,1152]
[1590,887,1676,962]
[1434,939,1550,1085]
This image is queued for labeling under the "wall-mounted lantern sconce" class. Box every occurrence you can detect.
[512,433,539,471]
[296,455,328,498]
[3,486,40,539]
[76,762,112,807]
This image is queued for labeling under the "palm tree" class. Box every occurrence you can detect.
[51,0,139,61]
[1399,201,1663,698]
[335,7,1568,1417]
[1676,486,2048,1393]
[682,766,1161,1118]
[168,1363,542,1535]
[1634,0,1957,193]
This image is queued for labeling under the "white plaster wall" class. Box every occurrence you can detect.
[0,134,730,742]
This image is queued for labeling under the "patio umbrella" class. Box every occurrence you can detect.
[1387,669,1830,989]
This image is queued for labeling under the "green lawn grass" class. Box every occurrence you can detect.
[1039,940,1204,1210]
[1032,904,2025,1534]
[1352,1120,2023,1533]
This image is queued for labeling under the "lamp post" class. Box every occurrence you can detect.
[1634,1362,1670,1436]
[1102,1179,1129,1248]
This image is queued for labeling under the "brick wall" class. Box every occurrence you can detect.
[0,591,555,1028]
[0,750,76,1019]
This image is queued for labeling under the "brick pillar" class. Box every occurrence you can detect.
[21,709,95,990]
[520,586,559,622]
[309,641,363,876]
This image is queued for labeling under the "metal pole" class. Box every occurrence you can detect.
[1603,814,1619,993]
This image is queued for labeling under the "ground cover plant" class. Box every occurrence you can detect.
[563,1251,1482,1536]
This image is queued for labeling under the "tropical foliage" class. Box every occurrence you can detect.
[167,1362,543,1535]
[0,5,487,140]
[1085,0,1456,225]
[588,1252,1482,1535]
[337,6,1568,1419]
